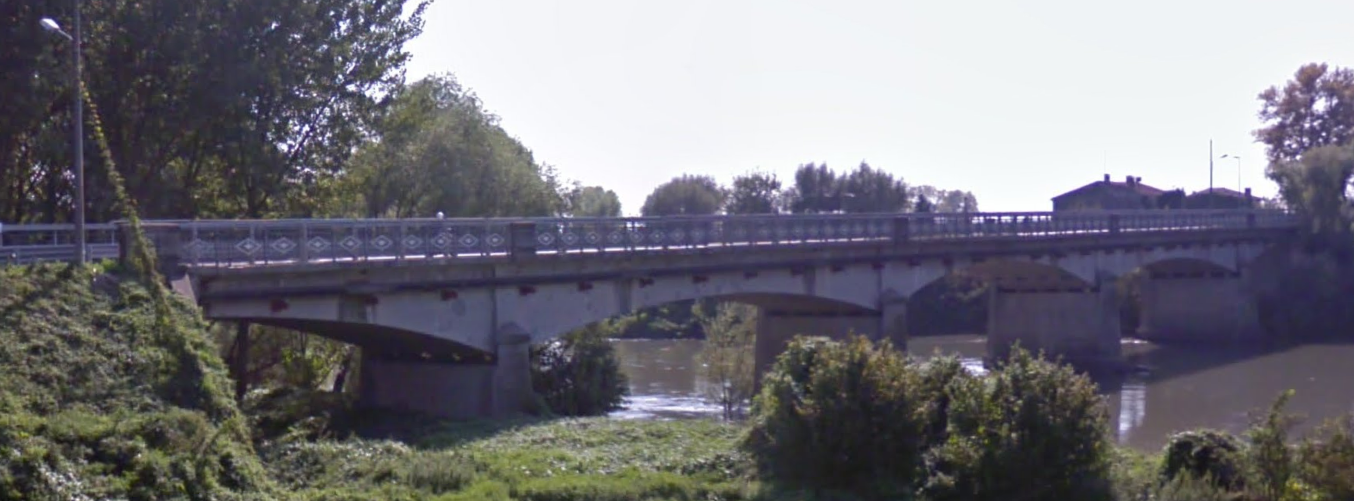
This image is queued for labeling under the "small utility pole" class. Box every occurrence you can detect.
[1208,140,1214,210]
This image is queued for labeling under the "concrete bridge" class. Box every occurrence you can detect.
[1,210,1302,417]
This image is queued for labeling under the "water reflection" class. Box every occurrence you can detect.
[609,336,1354,451]
[609,339,723,420]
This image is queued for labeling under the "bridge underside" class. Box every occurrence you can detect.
[244,318,490,363]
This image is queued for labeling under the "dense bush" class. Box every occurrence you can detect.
[745,338,1115,500]
[744,336,928,497]
[922,347,1114,501]
[1297,415,1354,500]
[530,325,629,416]
[1161,429,1248,492]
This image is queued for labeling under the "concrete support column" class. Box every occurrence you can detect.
[232,322,251,403]
[987,280,1121,366]
[753,310,881,384]
[357,325,534,419]
[1137,275,1262,342]
[879,297,909,350]
[490,325,534,416]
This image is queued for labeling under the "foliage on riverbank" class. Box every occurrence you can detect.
[0,264,279,499]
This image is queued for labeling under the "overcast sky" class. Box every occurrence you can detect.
[404,0,1353,214]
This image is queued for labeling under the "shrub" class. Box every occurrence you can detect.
[1161,429,1248,492]
[1153,473,1236,501]
[1245,390,1298,500]
[921,347,1113,501]
[694,302,757,421]
[530,325,629,416]
[743,335,927,497]
[1296,414,1354,500]
[913,354,973,449]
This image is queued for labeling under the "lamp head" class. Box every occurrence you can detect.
[39,18,72,40]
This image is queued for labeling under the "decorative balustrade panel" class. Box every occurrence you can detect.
[0,210,1305,267]
[181,219,515,266]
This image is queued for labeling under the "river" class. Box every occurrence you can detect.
[608,336,1354,451]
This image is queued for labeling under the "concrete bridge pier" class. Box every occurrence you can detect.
[1136,273,1263,342]
[753,300,908,381]
[357,325,534,419]
[986,277,1122,366]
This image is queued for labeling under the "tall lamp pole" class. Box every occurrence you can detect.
[40,6,85,264]
[1208,140,1215,210]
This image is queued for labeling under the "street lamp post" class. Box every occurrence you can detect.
[40,5,86,264]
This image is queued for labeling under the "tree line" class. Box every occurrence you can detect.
[641,164,977,217]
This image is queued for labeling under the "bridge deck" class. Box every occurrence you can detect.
[2,210,1299,269]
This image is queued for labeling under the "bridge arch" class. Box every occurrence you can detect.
[501,268,884,346]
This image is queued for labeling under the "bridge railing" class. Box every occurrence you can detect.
[0,210,1301,267]
[0,223,121,265]
[155,209,1297,267]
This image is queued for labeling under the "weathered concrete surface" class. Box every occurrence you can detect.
[357,326,533,418]
[986,279,1122,365]
[1137,276,1263,342]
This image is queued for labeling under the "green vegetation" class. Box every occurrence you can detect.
[694,302,757,421]
[0,264,276,499]
[529,327,630,417]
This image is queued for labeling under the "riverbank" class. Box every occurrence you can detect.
[3,264,1352,500]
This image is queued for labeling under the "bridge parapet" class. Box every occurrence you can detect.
[162,210,1297,268]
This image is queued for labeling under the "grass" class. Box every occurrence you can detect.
[264,417,757,500]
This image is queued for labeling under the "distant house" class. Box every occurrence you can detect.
[1052,174,1166,211]
[1185,187,1255,209]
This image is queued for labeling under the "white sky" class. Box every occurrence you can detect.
[404,0,1354,215]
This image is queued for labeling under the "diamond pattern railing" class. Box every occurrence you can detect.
[164,210,1298,267]
[0,210,1303,267]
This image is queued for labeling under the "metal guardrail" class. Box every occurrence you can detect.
[0,223,120,265]
[0,210,1301,268]
[163,210,1298,267]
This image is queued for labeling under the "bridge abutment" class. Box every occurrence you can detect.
[1136,274,1263,342]
[986,279,1122,365]
[357,326,533,419]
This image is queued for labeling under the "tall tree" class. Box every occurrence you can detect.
[0,0,430,221]
[786,163,842,214]
[1268,143,1354,234]
[566,185,623,217]
[726,170,782,215]
[640,174,725,216]
[937,189,979,213]
[339,74,564,218]
[915,194,934,213]
[839,162,909,213]
[1255,63,1354,165]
